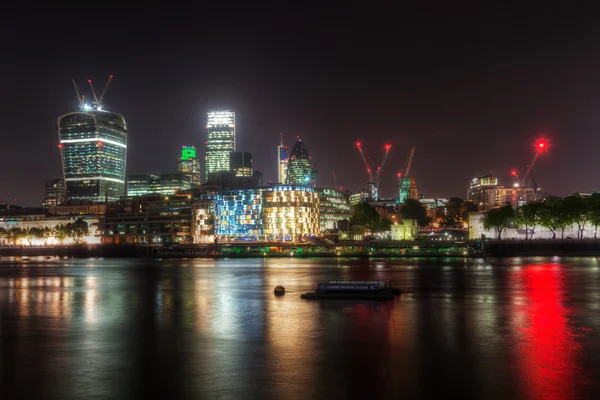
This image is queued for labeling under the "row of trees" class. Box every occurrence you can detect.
[483,193,600,239]
[0,218,89,245]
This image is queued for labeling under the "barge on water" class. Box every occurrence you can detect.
[301,280,400,300]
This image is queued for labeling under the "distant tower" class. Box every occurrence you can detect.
[178,146,202,185]
[230,151,253,177]
[277,133,289,184]
[58,76,127,202]
[205,111,235,182]
[286,137,314,185]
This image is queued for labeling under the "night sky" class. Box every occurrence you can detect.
[2,4,600,206]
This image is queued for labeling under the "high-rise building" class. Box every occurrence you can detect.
[398,177,419,203]
[178,146,202,185]
[42,178,66,207]
[205,111,235,181]
[58,108,127,202]
[286,138,314,185]
[230,151,253,177]
[277,134,289,184]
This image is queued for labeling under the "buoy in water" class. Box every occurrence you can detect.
[274,286,285,296]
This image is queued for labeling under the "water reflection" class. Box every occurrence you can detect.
[0,257,599,399]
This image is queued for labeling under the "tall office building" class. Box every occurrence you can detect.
[205,111,235,182]
[58,109,127,202]
[286,137,314,185]
[42,178,66,207]
[178,146,202,185]
[277,134,289,184]
[230,151,253,177]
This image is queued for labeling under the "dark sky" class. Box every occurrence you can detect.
[2,3,600,206]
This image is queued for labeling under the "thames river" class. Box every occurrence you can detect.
[1,256,600,399]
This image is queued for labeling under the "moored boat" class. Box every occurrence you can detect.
[301,280,400,300]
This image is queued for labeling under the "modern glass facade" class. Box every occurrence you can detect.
[58,111,127,202]
[286,138,314,185]
[277,144,289,184]
[178,146,202,185]
[262,185,320,240]
[230,151,253,177]
[205,111,235,182]
[127,174,160,197]
[158,173,192,195]
[316,188,353,231]
[214,189,262,237]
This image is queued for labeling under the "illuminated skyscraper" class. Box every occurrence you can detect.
[230,151,253,177]
[58,110,127,202]
[205,111,235,181]
[277,134,289,184]
[286,138,314,185]
[59,76,127,202]
[178,146,202,185]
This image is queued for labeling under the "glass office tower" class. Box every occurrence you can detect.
[178,145,202,185]
[286,138,314,185]
[58,110,128,202]
[205,111,235,182]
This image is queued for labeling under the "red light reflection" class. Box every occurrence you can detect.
[511,264,579,399]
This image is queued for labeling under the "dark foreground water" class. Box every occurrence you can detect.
[1,257,600,399]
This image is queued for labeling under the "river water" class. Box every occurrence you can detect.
[1,256,599,399]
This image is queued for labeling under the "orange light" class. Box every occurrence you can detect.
[58,144,63,148]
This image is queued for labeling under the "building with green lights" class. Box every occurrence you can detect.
[286,138,314,185]
[178,146,201,185]
[205,111,235,182]
[58,110,128,202]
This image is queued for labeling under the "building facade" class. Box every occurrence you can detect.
[100,193,195,244]
[316,188,353,231]
[398,177,419,203]
[277,141,289,184]
[262,185,320,240]
[229,151,253,177]
[58,110,127,202]
[205,111,235,181]
[286,138,314,185]
[159,173,192,195]
[42,178,66,207]
[178,146,202,185]
[214,189,262,238]
[127,174,160,197]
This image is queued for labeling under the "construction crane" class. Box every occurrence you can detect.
[397,148,415,185]
[397,148,416,203]
[73,75,113,111]
[72,79,85,109]
[355,142,392,200]
[510,139,548,188]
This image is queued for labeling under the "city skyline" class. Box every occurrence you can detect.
[3,5,600,205]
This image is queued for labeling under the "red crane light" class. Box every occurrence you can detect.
[97,141,103,147]
[109,75,113,79]
[367,168,371,173]
[384,144,391,150]
[356,141,361,148]
[397,172,402,177]
[511,170,517,176]
[88,79,92,83]
[58,144,63,148]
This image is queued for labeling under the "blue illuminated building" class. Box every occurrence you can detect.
[214,189,263,237]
